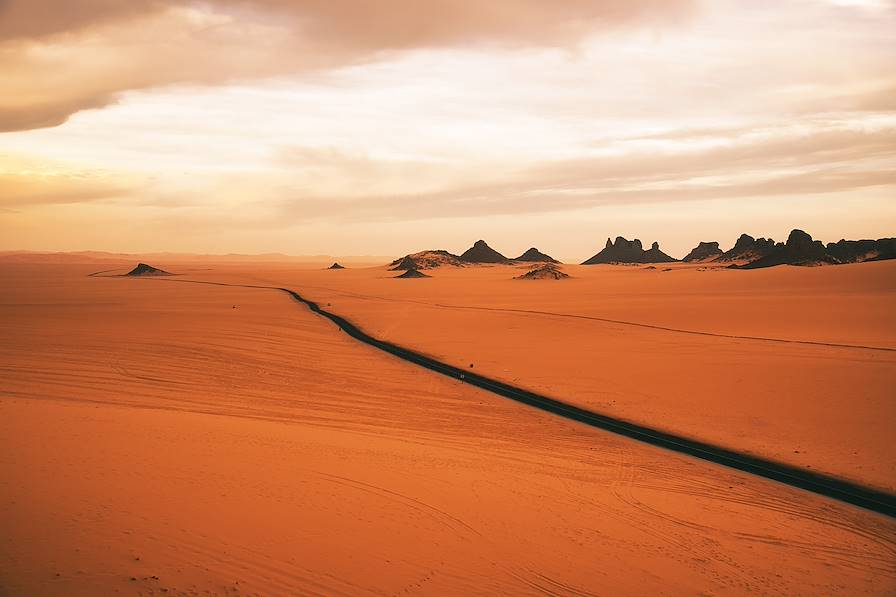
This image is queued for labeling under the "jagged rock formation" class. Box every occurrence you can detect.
[513,247,560,263]
[125,263,171,276]
[583,237,643,264]
[582,237,677,264]
[389,250,465,270]
[460,240,509,263]
[738,230,837,269]
[642,241,677,263]
[715,234,778,264]
[514,263,570,280]
[682,241,723,263]
[825,238,896,263]
[394,267,431,278]
[328,263,345,269]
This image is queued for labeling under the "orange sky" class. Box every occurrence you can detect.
[1,0,894,259]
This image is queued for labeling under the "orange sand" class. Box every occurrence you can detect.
[1,260,895,595]
[220,260,896,492]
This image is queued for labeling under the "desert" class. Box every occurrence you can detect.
[2,250,895,595]
[3,0,896,594]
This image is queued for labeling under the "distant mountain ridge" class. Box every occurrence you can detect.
[825,237,896,263]
[391,241,561,270]
[681,230,896,269]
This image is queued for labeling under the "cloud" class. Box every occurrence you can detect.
[0,155,135,206]
[0,0,695,132]
[270,125,896,221]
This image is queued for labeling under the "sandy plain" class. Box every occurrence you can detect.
[1,259,895,596]
[206,258,896,492]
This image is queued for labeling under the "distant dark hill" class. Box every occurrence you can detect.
[389,250,465,270]
[513,247,560,263]
[394,267,431,278]
[515,263,570,280]
[738,230,837,269]
[460,240,509,263]
[582,237,677,264]
[826,238,896,263]
[641,241,677,263]
[125,263,171,276]
[583,237,643,264]
[328,262,345,269]
[682,241,723,263]
[715,234,777,264]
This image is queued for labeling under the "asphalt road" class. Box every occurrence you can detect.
[132,275,896,519]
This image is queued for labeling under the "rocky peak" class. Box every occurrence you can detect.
[682,241,722,263]
[460,240,509,263]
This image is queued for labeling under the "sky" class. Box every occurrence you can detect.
[1,0,894,260]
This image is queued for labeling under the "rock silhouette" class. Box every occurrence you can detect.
[642,241,677,263]
[513,247,560,263]
[582,237,677,264]
[394,267,431,278]
[389,250,465,270]
[460,240,509,263]
[515,263,570,280]
[825,238,896,263]
[715,234,777,264]
[125,263,171,276]
[738,230,837,269]
[327,263,345,270]
[683,241,723,263]
[389,230,896,273]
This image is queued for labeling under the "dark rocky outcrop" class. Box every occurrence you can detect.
[682,241,723,263]
[825,238,896,263]
[738,229,838,269]
[394,267,431,279]
[583,237,643,264]
[328,262,345,269]
[389,250,465,270]
[460,240,509,263]
[715,234,777,264]
[514,263,570,280]
[582,237,677,264]
[641,241,677,263]
[125,263,171,276]
[513,247,560,263]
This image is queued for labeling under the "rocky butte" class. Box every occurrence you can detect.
[582,237,677,264]
[682,242,723,263]
[715,234,778,263]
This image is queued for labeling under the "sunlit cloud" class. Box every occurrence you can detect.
[0,0,894,255]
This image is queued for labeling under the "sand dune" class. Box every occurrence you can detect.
[2,261,895,595]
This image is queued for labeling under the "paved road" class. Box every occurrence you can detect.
[130,275,896,519]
